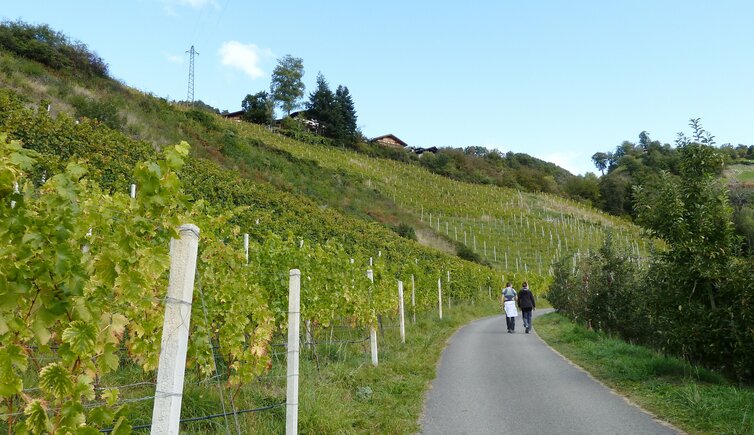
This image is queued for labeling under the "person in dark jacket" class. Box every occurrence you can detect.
[517,281,536,333]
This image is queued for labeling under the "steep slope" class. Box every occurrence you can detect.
[0,40,649,293]
[235,121,648,288]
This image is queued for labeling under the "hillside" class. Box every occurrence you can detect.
[0,26,647,289]
[0,22,655,433]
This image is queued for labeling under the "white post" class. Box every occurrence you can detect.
[130,183,136,198]
[151,224,200,435]
[398,280,405,344]
[243,233,249,265]
[367,269,378,366]
[411,274,416,324]
[286,269,301,435]
[438,278,443,320]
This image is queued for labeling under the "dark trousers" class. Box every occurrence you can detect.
[522,309,533,330]
[506,316,515,332]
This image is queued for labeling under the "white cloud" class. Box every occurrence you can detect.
[166,54,184,64]
[218,41,270,79]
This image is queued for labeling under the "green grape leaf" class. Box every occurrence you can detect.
[0,344,26,397]
[24,399,51,434]
[39,362,74,399]
[97,342,120,373]
[111,416,132,435]
[101,387,119,406]
[87,406,114,427]
[74,374,96,401]
[62,320,97,357]
[58,399,85,431]
[31,318,52,346]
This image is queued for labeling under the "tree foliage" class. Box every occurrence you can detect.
[0,20,108,78]
[304,74,359,144]
[241,91,274,125]
[551,141,754,383]
[270,55,305,116]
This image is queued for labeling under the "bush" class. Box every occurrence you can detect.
[392,223,416,241]
[549,230,754,383]
[455,243,489,266]
[0,20,108,78]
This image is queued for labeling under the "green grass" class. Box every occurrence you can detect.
[536,312,754,435]
[725,164,754,183]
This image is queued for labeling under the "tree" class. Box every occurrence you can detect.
[306,72,337,136]
[635,143,734,297]
[270,55,305,116]
[334,85,357,140]
[638,131,651,151]
[591,152,609,175]
[241,91,273,125]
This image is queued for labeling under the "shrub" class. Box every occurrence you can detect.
[392,223,417,241]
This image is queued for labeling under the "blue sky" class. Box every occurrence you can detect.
[4,1,754,175]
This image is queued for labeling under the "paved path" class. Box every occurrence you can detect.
[420,310,679,435]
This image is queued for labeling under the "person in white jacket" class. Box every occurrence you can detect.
[501,282,518,333]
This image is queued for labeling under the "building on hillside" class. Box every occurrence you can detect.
[277,110,320,132]
[413,146,438,156]
[223,110,245,121]
[372,134,409,149]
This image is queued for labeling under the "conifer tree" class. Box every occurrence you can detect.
[306,73,338,136]
[335,85,357,139]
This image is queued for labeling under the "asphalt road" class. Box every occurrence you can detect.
[419,310,680,435]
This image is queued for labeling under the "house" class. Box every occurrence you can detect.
[371,134,408,149]
[413,146,438,156]
[223,110,244,121]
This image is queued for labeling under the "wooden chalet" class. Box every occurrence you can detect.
[223,110,244,121]
[372,134,408,149]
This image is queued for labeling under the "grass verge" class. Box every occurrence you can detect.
[536,312,754,435]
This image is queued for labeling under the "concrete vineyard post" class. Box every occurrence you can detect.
[398,280,405,344]
[286,270,301,435]
[438,278,443,320]
[367,269,378,366]
[151,224,200,435]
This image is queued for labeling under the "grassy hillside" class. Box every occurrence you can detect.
[0,32,648,294]
[0,23,654,433]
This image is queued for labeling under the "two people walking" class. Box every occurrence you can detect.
[501,282,536,333]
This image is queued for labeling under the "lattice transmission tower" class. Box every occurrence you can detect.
[186,45,198,104]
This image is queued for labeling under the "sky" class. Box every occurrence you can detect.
[4,1,754,175]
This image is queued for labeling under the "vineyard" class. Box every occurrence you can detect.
[236,121,650,284]
[0,90,510,432]
[0,52,653,429]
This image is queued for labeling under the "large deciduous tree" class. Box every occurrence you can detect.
[241,91,273,125]
[270,55,305,116]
